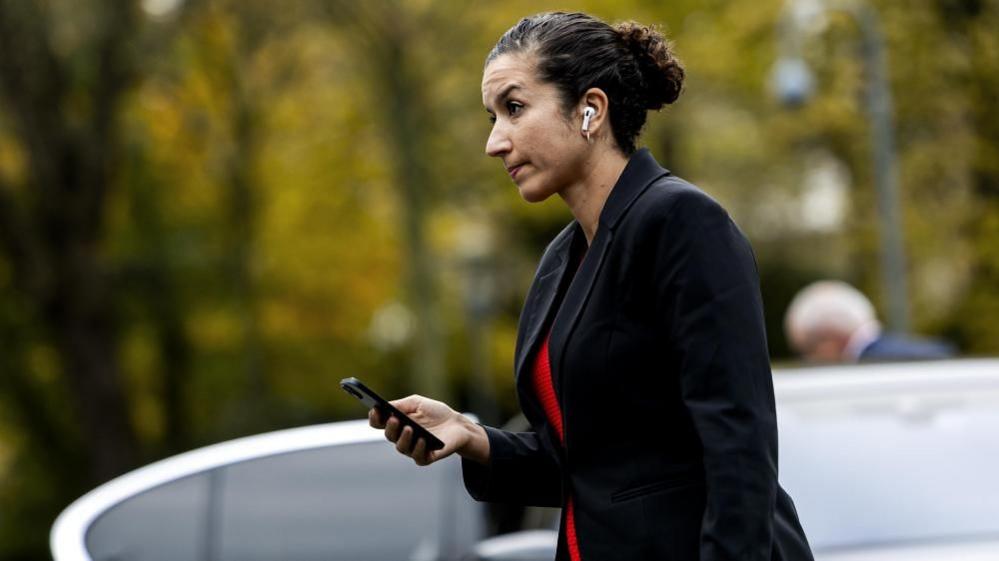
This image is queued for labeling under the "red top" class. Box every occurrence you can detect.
[531,332,583,561]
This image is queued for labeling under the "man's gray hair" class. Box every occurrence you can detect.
[784,280,881,348]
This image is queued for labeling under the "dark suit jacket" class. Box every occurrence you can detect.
[859,333,956,362]
[462,149,813,561]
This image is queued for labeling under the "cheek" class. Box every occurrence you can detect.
[519,122,546,155]
[526,120,575,163]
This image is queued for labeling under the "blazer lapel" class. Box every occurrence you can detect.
[547,149,671,406]
[548,226,612,400]
[512,149,671,429]
[513,225,574,389]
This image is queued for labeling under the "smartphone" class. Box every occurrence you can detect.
[340,377,445,451]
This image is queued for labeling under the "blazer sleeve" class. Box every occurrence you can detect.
[653,190,779,561]
[461,425,563,507]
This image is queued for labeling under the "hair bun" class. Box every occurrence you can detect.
[614,21,685,109]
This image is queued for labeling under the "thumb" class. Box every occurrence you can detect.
[427,447,451,464]
[389,394,423,414]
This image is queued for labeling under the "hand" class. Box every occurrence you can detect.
[368,394,483,466]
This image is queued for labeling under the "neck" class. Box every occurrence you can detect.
[558,145,629,246]
[842,320,882,361]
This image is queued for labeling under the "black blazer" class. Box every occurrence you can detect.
[462,150,813,561]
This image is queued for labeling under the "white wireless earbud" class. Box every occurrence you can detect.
[581,106,596,132]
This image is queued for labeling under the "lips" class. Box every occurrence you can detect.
[506,163,525,179]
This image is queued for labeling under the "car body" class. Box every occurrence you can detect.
[775,358,999,560]
[50,419,486,561]
[52,359,999,560]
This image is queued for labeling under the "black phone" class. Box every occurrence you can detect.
[340,377,445,451]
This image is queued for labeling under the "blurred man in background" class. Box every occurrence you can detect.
[784,280,956,363]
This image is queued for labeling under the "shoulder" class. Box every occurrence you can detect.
[625,174,758,274]
[861,334,956,361]
[625,174,731,235]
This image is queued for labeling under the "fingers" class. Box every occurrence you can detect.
[384,415,401,443]
[372,398,439,467]
[384,417,433,465]
[383,416,413,452]
[395,424,415,455]
[368,408,384,428]
[412,435,430,466]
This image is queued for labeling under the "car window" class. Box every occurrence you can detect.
[85,440,484,561]
[777,387,999,550]
[85,472,210,561]
[215,441,480,561]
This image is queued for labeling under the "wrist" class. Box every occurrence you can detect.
[455,414,490,465]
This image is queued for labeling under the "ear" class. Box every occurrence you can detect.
[579,88,610,137]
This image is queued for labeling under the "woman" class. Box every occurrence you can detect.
[370,12,813,561]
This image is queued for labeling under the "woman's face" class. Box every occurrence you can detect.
[482,53,587,202]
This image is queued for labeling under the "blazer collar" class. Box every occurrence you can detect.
[598,148,671,231]
[515,149,671,416]
[513,222,575,382]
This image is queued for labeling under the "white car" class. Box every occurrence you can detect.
[775,358,999,561]
[52,359,999,561]
[50,420,486,561]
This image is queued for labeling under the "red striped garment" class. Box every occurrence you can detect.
[531,333,582,561]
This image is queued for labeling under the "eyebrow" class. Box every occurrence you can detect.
[485,83,522,113]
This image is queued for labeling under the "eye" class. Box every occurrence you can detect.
[506,101,524,116]
[488,113,496,124]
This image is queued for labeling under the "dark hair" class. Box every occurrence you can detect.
[486,12,685,155]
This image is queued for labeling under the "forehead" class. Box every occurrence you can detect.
[481,53,537,107]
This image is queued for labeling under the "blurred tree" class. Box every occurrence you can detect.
[934,0,999,352]
[319,0,454,402]
[0,0,154,555]
[0,0,142,484]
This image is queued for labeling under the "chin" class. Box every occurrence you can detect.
[519,189,552,203]
[517,180,556,203]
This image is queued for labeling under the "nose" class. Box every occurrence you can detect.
[485,122,511,158]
